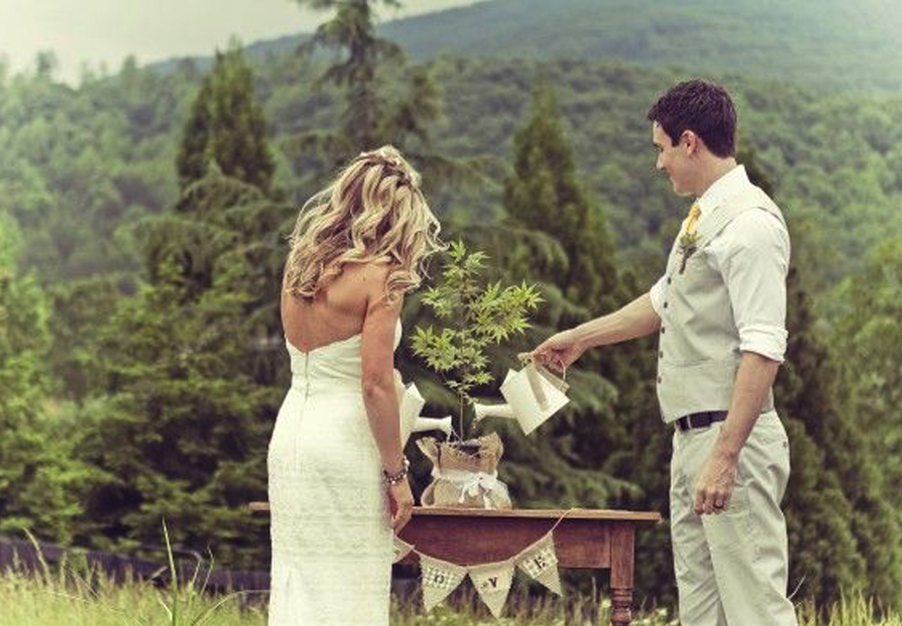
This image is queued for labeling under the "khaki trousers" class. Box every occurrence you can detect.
[670,411,798,626]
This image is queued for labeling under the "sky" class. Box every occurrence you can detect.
[0,0,477,84]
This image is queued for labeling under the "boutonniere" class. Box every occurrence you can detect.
[678,230,699,274]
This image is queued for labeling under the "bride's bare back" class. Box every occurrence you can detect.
[281,262,392,352]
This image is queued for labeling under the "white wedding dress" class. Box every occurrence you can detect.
[267,320,401,625]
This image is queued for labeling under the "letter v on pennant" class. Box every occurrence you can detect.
[468,560,515,618]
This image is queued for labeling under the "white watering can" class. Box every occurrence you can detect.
[473,360,569,435]
[395,371,453,445]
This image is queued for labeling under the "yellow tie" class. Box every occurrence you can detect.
[685,202,701,235]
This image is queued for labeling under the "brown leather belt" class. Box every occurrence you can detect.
[676,410,728,432]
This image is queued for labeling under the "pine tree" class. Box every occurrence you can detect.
[0,214,85,543]
[398,84,651,518]
[289,0,472,186]
[47,276,121,403]
[749,147,902,609]
[75,173,292,565]
[825,236,902,609]
[775,266,870,606]
[503,83,619,312]
[176,45,275,193]
[295,0,402,150]
[75,69,292,563]
[833,236,902,498]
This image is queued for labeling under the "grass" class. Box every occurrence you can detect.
[2,566,901,626]
[0,529,898,626]
[0,569,667,626]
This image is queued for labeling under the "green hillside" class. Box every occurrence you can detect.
[150,0,902,94]
[385,0,902,91]
[381,0,902,94]
[144,0,901,95]
[2,52,900,294]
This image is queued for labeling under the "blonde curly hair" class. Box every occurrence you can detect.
[284,146,444,304]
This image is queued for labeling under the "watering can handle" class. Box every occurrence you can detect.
[524,363,549,410]
[518,353,569,393]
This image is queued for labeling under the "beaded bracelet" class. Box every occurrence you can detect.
[383,457,410,485]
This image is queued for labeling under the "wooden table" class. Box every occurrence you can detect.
[250,503,660,625]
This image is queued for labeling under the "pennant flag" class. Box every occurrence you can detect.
[393,537,415,564]
[420,555,468,611]
[468,560,515,618]
[515,533,562,595]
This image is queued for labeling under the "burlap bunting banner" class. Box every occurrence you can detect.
[393,537,415,564]
[419,554,469,611]
[468,559,515,618]
[410,511,571,617]
[514,531,562,595]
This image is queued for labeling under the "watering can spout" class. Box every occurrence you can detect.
[398,379,453,443]
[473,402,516,421]
[411,415,453,437]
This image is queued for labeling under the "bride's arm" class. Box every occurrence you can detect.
[360,264,414,531]
[360,265,405,475]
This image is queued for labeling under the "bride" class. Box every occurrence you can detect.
[267,146,444,625]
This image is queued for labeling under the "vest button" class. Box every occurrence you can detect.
[660,327,666,334]
[663,301,668,308]
[667,276,672,284]
[657,375,663,383]
[659,351,664,358]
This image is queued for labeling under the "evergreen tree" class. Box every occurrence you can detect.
[833,236,902,499]
[290,0,472,186]
[826,236,902,609]
[47,276,122,404]
[0,215,85,543]
[75,172,292,565]
[499,83,672,602]
[392,85,636,512]
[295,0,403,151]
[503,83,619,312]
[751,148,902,609]
[176,45,275,193]
[775,267,871,607]
[75,71,291,562]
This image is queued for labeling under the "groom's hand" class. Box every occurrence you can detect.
[532,329,585,373]
[694,449,738,515]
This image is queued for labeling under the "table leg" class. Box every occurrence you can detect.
[609,523,635,626]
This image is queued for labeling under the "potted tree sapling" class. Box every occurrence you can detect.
[411,240,542,509]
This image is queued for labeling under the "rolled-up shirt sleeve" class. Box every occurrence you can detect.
[649,274,668,318]
[719,210,791,363]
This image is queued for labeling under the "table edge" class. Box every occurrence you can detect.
[248,502,661,523]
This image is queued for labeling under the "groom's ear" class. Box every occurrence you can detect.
[681,130,701,156]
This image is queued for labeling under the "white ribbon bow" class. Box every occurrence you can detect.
[431,467,508,508]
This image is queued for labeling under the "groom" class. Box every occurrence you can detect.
[533,79,797,626]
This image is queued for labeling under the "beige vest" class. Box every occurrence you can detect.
[656,186,786,423]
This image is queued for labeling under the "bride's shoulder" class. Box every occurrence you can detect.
[347,263,405,316]
[344,261,398,288]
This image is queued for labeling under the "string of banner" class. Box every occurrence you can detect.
[393,509,576,618]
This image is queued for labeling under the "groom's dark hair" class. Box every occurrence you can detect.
[647,79,737,158]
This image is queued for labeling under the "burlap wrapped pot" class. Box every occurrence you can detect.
[416,432,511,509]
